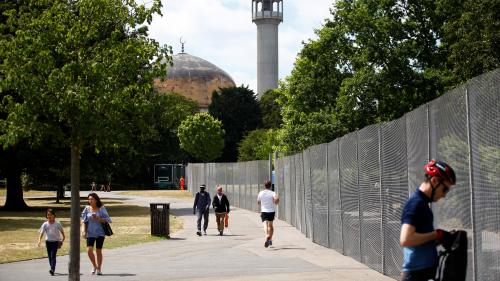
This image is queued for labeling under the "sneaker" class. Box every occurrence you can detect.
[203,230,207,235]
[96,269,102,275]
[269,240,272,246]
[91,268,96,275]
[264,239,270,248]
[196,231,201,236]
[219,230,223,236]
[49,269,54,276]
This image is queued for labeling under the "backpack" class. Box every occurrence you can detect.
[435,230,468,281]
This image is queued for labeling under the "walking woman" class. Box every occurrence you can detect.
[81,192,112,275]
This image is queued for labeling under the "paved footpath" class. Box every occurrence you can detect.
[0,191,396,281]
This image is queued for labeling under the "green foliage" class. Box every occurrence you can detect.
[0,0,171,151]
[277,0,500,153]
[208,85,262,161]
[238,129,278,162]
[177,113,225,162]
[259,89,282,129]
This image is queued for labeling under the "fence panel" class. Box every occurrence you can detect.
[328,139,343,253]
[358,124,382,271]
[431,84,473,280]
[303,148,313,238]
[469,69,500,281]
[276,157,285,220]
[290,156,297,227]
[295,153,305,234]
[339,132,360,261]
[284,156,292,223]
[311,144,329,247]
[381,117,408,278]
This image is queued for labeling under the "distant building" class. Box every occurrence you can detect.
[154,52,236,112]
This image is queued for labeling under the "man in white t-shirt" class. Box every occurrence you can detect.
[257,180,279,248]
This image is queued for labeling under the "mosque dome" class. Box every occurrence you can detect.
[154,53,236,110]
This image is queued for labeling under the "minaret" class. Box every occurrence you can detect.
[252,0,283,97]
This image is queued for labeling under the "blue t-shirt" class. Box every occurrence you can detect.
[81,206,111,238]
[401,189,437,271]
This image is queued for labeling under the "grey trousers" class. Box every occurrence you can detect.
[197,209,209,231]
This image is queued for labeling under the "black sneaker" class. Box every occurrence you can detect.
[196,231,201,236]
[264,239,270,248]
[219,230,223,236]
[49,269,54,276]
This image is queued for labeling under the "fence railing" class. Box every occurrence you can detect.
[186,69,500,281]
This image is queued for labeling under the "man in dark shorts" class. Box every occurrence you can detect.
[257,180,279,248]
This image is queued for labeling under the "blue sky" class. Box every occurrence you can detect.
[148,0,334,93]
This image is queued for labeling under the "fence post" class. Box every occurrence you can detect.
[378,123,385,275]
[337,140,345,254]
[325,144,330,247]
[465,87,478,281]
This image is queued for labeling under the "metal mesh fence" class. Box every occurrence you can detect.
[358,124,382,271]
[311,144,329,247]
[328,139,343,253]
[295,153,305,234]
[468,70,500,281]
[380,117,408,279]
[303,148,313,239]
[186,69,500,281]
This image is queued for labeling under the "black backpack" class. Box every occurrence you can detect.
[435,230,468,281]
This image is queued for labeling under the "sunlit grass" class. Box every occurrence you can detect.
[0,189,57,205]
[119,190,193,200]
[0,194,182,263]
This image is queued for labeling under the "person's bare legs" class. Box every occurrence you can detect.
[96,248,103,270]
[87,246,97,271]
[268,221,274,240]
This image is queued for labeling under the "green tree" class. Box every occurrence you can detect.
[0,0,170,279]
[278,0,500,152]
[208,85,262,161]
[259,89,282,129]
[238,128,278,161]
[438,0,500,84]
[0,0,32,210]
[177,113,225,162]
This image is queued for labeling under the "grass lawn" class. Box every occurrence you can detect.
[0,190,183,263]
[119,190,193,200]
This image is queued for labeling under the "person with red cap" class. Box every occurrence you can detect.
[399,160,457,281]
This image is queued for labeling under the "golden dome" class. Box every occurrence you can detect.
[154,53,236,110]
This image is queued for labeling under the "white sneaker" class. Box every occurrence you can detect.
[91,268,96,275]
[96,269,102,275]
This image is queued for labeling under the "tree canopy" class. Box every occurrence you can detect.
[277,0,500,153]
[238,128,278,162]
[177,113,225,162]
[208,86,262,161]
[259,89,282,129]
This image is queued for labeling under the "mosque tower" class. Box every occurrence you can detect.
[252,0,283,97]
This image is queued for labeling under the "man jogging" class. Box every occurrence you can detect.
[257,180,279,248]
[400,160,456,281]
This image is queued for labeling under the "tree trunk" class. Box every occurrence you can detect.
[68,144,81,281]
[3,145,28,210]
